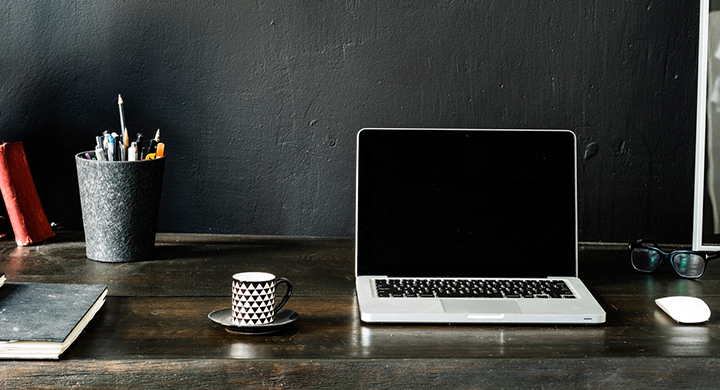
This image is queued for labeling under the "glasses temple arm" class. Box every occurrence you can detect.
[706,252,720,260]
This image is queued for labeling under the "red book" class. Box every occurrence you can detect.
[0,142,54,246]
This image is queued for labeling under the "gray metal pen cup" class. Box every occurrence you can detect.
[75,153,165,262]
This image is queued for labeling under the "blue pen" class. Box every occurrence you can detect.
[107,135,116,161]
[111,132,123,161]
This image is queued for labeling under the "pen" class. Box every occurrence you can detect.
[102,131,109,154]
[128,141,138,161]
[136,133,145,159]
[95,136,106,161]
[103,133,109,160]
[111,132,123,161]
[146,129,159,158]
[106,135,116,161]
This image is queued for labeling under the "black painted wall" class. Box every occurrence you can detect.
[0,1,699,243]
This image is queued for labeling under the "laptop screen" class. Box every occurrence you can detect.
[356,129,578,278]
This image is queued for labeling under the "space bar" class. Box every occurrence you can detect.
[435,292,503,298]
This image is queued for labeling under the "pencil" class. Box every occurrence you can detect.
[122,127,130,161]
[118,94,126,136]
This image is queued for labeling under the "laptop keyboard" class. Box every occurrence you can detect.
[375,279,575,299]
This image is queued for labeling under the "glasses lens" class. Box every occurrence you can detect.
[631,247,662,272]
[672,253,705,278]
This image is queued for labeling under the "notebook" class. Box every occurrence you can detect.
[355,128,606,324]
[0,283,107,359]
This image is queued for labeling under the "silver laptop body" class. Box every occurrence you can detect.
[355,128,606,324]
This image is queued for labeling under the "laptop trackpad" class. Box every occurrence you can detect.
[441,299,523,314]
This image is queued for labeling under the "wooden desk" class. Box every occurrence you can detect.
[1,232,720,388]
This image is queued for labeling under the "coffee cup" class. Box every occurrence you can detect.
[231,272,293,326]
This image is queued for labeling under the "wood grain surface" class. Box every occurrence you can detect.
[1,232,719,388]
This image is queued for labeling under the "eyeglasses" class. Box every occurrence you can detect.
[629,239,720,279]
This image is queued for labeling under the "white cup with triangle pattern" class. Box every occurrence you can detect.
[231,272,293,326]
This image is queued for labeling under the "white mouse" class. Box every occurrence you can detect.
[655,296,711,324]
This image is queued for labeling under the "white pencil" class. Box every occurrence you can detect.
[118,94,126,136]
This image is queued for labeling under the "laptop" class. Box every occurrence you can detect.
[355,128,606,324]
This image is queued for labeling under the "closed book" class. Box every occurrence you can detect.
[0,142,54,246]
[0,283,107,359]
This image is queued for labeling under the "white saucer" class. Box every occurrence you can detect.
[208,308,299,335]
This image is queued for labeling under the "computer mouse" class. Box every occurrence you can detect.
[655,296,711,324]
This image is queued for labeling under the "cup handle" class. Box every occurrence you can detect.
[273,277,293,312]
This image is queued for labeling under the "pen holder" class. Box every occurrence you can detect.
[75,153,165,262]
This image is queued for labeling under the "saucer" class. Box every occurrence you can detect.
[208,308,299,335]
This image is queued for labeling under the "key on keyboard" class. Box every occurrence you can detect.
[374,279,575,299]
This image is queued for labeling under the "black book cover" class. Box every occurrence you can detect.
[0,282,107,359]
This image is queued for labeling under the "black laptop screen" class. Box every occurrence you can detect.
[356,129,578,278]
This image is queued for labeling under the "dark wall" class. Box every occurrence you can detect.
[0,1,699,243]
